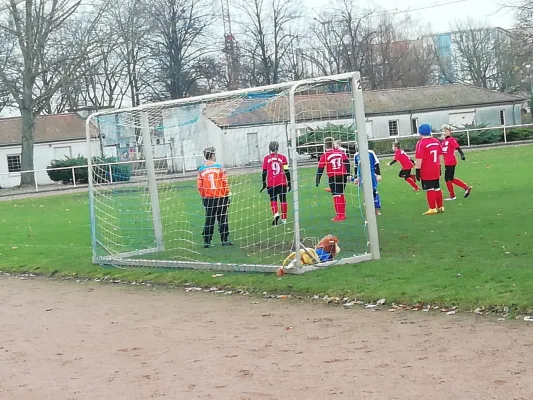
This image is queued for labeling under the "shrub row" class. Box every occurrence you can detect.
[47,156,132,184]
[369,127,533,156]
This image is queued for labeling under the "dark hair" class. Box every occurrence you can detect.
[394,142,401,149]
[269,141,279,153]
[324,136,334,150]
[203,146,216,160]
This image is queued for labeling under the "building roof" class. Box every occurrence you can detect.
[206,84,525,128]
[0,113,87,147]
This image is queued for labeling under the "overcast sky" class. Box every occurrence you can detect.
[305,0,514,34]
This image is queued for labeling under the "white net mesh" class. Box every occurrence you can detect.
[87,74,377,273]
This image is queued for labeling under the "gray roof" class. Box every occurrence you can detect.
[206,84,525,128]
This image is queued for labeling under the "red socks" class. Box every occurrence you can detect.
[426,190,437,209]
[270,201,278,215]
[446,181,455,198]
[452,178,468,190]
[281,202,288,220]
[405,177,419,190]
[333,195,346,218]
[435,189,443,208]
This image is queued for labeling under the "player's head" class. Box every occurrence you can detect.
[268,141,279,153]
[393,141,401,151]
[442,124,452,137]
[203,146,216,161]
[324,136,334,150]
[333,139,341,149]
[418,124,432,137]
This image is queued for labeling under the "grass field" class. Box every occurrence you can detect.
[1,145,532,312]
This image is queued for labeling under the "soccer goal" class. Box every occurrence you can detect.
[85,72,380,274]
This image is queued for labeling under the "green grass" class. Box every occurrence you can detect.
[1,145,532,312]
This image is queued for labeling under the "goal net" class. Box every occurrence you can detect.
[86,72,380,274]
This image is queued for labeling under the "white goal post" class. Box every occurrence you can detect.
[85,72,380,274]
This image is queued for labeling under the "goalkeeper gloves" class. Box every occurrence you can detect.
[461,154,466,161]
[287,183,292,192]
[415,169,421,181]
[260,183,266,193]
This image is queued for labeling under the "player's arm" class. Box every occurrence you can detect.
[414,143,423,181]
[284,161,291,191]
[456,144,465,160]
[343,153,351,177]
[389,159,397,166]
[196,173,204,198]
[316,155,325,186]
[261,169,267,192]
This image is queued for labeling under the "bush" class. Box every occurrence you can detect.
[47,155,89,184]
[92,156,132,183]
[368,137,418,156]
[506,128,533,142]
[47,156,131,185]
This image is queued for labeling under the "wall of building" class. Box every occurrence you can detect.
[0,139,101,188]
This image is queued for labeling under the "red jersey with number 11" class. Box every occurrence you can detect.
[318,149,348,177]
[262,153,289,187]
[415,138,442,180]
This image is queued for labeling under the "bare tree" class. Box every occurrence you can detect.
[237,0,302,86]
[148,0,217,100]
[0,0,105,186]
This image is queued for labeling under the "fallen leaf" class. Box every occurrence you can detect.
[524,316,533,322]
[446,310,456,315]
[212,274,223,277]
[376,298,386,306]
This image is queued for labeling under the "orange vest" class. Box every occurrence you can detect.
[197,162,230,198]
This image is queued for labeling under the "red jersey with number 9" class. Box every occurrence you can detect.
[415,137,442,180]
[318,149,348,177]
[262,153,289,187]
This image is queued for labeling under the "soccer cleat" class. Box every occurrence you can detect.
[281,219,287,224]
[203,243,213,248]
[376,209,381,216]
[444,197,456,201]
[464,186,472,198]
[423,208,438,215]
[414,188,420,192]
[438,207,445,213]
[331,215,346,222]
[272,213,280,226]
[324,187,331,193]
[221,241,234,246]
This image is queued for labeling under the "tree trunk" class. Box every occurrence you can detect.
[20,107,36,187]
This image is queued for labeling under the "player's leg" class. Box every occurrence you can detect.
[328,176,340,219]
[337,175,347,220]
[373,186,381,215]
[435,180,444,212]
[451,169,472,198]
[267,187,281,225]
[279,186,288,223]
[217,196,233,245]
[402,169,419,191]
[444,166,456,200]
[202,197,217,247]
[421,180,438,215]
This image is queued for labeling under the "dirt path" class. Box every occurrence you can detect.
[1,278,532,400]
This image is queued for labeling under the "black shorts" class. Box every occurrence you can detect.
[421,179,440,191]
[328,175,347,195]
[399,169,412,179]
[444,165,456,182]
[267,185,287,202]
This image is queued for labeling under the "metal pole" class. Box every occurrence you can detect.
[351,71,380,260]
[85,115,98,262]
[141,111,165,252]
[72,167,77,187]
[466,130,470,147]
[288,84,301,268]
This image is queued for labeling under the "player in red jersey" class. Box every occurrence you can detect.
[415,124,444,215]
[441,125,472,200]
[316,137,351,221]
[389,142,419,191]
[261,141,291,225]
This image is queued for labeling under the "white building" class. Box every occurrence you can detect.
[0,113,102,188]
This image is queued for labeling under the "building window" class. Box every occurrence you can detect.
[388,120,399,136]
[411,118,419,134]
[7,155,21,173]
[499,110,505,126]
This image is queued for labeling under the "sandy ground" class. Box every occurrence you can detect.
[1,278,533,400]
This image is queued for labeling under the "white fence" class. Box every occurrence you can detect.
[1,122,532,197]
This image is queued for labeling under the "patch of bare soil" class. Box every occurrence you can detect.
[1,277,532,400]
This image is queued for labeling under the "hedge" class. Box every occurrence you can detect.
[47,156,132,185]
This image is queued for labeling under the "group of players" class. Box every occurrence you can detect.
[196,124,472,246]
